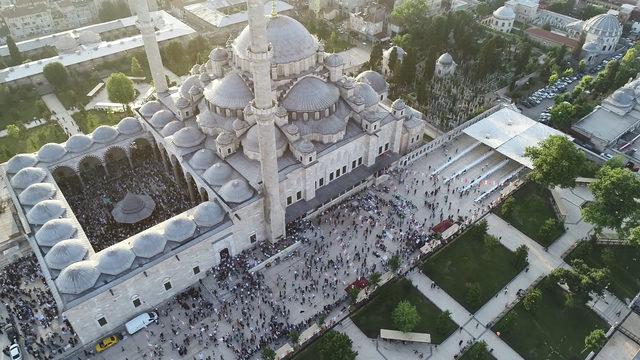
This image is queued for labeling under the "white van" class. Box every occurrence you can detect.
[125,312,158,335]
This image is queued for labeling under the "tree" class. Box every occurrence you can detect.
[483,234,499,250]
[392,300,420,332]
[388,255,401,273]
[538,218,558,244]
[6,124,20,138]
[289,330,300,344]
[584,329,607,353]
[522,288,542,311]
[392,0,430,36]
[578,59,586,72]
[261,347,276,360]
[501,197,515,217]
[398,50,416,87]
[98,0,131,22]
[465,282,482,309]
[630,225,640,247]
[106,72,135,105]
[369,43,383,71]
[130,56,144,77]
[368,272,381,289]
[548,72,559,85]
[43,62,69,88]
[574,33,587,59]
[464,341,492,360]
[513,245,528,268]
[348,286,360,304]
[525,135,587,188]
[6,36,22,65]
[551,259,610,303]
[582,166,640,237]
[317,330,358,360]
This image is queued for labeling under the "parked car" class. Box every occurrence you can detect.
[125,311,158,335]
[4,323,18,343]
[95,335,119,353]
[9,344,22,360]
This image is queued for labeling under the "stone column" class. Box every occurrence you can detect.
[136,0,168,93]
[246,0,286,242]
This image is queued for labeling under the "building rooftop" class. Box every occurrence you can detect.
[184,0,293,29]
[573,106,640,143]
[526,27,580,48]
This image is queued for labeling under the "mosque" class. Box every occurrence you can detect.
[1,0,426,345]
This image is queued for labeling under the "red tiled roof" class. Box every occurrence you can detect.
[525,27,580,49]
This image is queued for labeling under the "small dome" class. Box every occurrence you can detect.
[192,201,225,227]
[130,230,166,258]
[11,167,47,189]
[216,130,235,146]
[219,179,253,203]
[284,123,299,135]
[117,117,142,135]
[37,143,67,162]
[35,218,77,247]
[176,96,190,109]
[199,73,211,83]
[355,70,387,94]
[26,200,66,224]
[161,120,184,137]
[283,77,340,112]
[437,52,454,66]
[232,118,250,131]
[392,98,407,110]
[140,101,164,117]
[384,46,406,61]
[493,5,515,20]
[172,127,205,148]
[44,239,88,270]
[297,139,315,154]
[189,84,203,96]
[18,182,56,206]
[55,34,78,52]
[163,215,197,242]
[583,13,622,37]
[582,41,600,52]
[354,82,379,108]
[149,109,175,129]
[55,260,100,294]
[276,106,287,117]
[95,244,135,275]
[324,53,344,67]
[65,134,93,153]
[203,73,253,110]
[77,30,100,44]
[241,125,287,155]
[6,154,38,174]
[209,47,229,61]
[179,75,204,99]
[611,88,634,106]
[189,149,216,170]
[203,162,233,186]
[92,126,119,143]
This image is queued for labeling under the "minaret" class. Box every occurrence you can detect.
[246,0,286,241]
[135,0,168,94]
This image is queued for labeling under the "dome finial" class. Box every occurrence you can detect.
[271,0,277,17]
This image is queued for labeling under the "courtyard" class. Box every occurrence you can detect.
[422,221,526,312]
[493,277,608,360]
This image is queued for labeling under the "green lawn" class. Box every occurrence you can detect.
[422,224,526,312]
[0,122,68,162]
[566,241,640,301]
[496,182,565,246]
[73,109,130,134]
[459,341,495,360]
[493,278,608,360]
[350,278,457,343]
[292,331,326,360]
[0,98,40,130]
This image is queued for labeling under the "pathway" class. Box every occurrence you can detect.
[41,93,80,135]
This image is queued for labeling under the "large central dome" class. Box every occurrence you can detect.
[233,15,318,65]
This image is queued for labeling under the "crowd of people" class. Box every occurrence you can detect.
[0,255,79,359]
[62,158,194,251]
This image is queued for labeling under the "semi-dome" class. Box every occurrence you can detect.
[324,53,344,67]
[203,73,253,110]
[139,100,164,117]
[35,218,77,247]
[282,77,340,112]
[176,96,190,109]
[233,118,250,131]
[192,201,225,227]
[610,88,634,106]
[199,72,211,83]
[437,52,454,65]
[130,230,166,258]
[161,120,184,137]
[241,125,287,155]
[583,13,622,37]
[216,130,236,146]
[117,117,142,135]
[163,216,197,242]
[355,70,387,94]
[203,162,233,186]
[218,179,253,203]
[95,244,135,275]
[297,139,315,153]
[92,126,119,143]
[55,34,78,52]
[209,47,229,61]
[26,200,66,224]
[37,143,67,162]
[392,98,407,110]
[493,5,515,20]
[149,109,175,129]
[354,82,379,108]
[189,149,216,170]
[179,75,204,99]
[233,15,318,65]
[582,41,600,52]
[65,134,93,153]
[44,239,88,270]
[18,182,56,205]
[55,260,100,294]
[11,167,47,189]
[189,84,203,96]
[6,154,38,174]
[172,127,205,148]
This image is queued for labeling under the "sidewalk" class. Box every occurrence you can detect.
[41,93,81,136]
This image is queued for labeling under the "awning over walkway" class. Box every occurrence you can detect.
[380,329,431,343]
